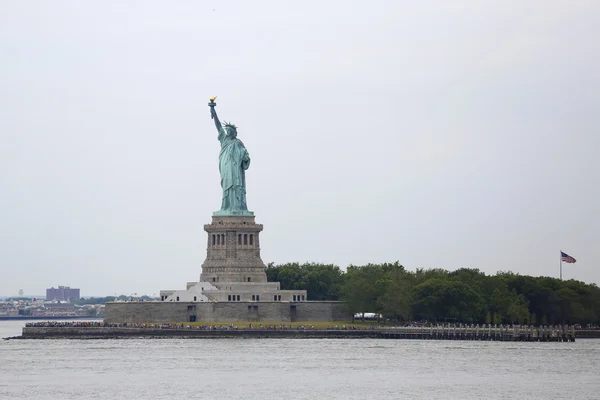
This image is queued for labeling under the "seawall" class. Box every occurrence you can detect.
[19,327,378,339]
[13,325,577,341]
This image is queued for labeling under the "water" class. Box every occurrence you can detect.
[1,320,599,399]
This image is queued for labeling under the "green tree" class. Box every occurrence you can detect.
[485,310,492,324]
[267,260,600,326]
[266,262,345,300]
[342,265,381,319]
[412,278,485,323]
[377,269,413,321]
[505,290,530,324]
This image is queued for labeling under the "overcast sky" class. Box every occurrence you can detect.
[1,1,598,296]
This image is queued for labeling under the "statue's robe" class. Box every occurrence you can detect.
[218,129,250,212]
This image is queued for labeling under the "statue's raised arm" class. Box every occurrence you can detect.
[208,97,225,138]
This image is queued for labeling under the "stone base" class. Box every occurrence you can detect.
[153,210,315,323]
[104,301,350,323]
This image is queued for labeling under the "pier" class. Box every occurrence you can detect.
[377,325,576,342]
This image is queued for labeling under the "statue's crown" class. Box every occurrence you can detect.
[224,121,237,131]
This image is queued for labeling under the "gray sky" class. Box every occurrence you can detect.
[1,1,599,297]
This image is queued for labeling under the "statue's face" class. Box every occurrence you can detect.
[226,128,237,138]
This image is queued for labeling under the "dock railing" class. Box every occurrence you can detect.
[377,324,576,341]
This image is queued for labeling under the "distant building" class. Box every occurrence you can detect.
[46,286,80,302]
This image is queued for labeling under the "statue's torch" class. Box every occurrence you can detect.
[209,96,217,119]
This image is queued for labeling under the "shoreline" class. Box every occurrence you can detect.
[5,325,594,341]
[13,327,380,340]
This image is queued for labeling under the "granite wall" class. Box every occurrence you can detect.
[104,301,350,323]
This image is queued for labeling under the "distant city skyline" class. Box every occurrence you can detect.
[0,291,151,299]
[1,1,598,295]
[46,286,80,302]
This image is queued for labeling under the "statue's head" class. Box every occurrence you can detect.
[224,122,237,138]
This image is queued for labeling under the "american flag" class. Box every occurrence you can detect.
[561,251,576,263]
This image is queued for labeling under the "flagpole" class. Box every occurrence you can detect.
[560,251,562,281]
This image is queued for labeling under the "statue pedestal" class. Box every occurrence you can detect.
[200,215,266,283]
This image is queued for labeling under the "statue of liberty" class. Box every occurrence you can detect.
[208,97,253,216]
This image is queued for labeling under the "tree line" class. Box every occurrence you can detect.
[266,262,600,325]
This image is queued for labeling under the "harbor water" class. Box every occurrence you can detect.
[1,320,599,399]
